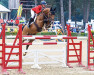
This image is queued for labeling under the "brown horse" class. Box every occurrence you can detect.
[22,7,56,55]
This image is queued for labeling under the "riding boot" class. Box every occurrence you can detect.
[29,17,34,27]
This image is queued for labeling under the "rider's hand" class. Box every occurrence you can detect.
[42,7,45,11]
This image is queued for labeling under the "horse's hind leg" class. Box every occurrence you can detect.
[16,39,26,56]
[23,40,34,56]
[26,45,29,50]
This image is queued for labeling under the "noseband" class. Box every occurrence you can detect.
[43,12,54,28]
[32,9,55,32]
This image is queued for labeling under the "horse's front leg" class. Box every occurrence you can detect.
[23,40,34,56]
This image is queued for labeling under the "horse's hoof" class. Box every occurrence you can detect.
[23,54,26,56]
[23,53,26,56]
[16,53,19,56]
[23,52,27,56]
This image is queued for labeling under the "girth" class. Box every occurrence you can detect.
[34,22,42,32]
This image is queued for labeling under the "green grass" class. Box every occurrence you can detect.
[90,47,94,51]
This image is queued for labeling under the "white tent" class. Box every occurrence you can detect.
[0,4,11,20]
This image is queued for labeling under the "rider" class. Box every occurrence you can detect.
[28,1,47,27]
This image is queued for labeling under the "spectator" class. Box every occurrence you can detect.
[10,19,13,26]
[15,18,19,26]
[73,27,76,33]
[76,27,79,33]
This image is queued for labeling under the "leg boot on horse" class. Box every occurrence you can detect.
[23,40,34,56]
[23,45,29,56]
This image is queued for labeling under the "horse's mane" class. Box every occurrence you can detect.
[43,8,50,15]
[37,8,50,18]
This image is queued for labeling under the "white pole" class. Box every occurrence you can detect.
[0,13,1,18]
[1,13,3,19]
[61,47,67,67]
[31,50,41,69]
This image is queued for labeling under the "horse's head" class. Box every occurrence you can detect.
[43,7,56,29]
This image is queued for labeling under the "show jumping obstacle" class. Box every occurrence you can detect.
[0,23,93,74]
[87,25,94,70]
[6,30,84,69]
[66,24,85,68]
[0,24,25,74]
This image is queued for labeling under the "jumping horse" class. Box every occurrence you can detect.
[22,7,56,56]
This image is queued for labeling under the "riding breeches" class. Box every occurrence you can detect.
[31,9,35,18]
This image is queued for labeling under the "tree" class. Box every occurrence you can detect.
[35,0,37,6]
[83,0,90,29]
[86,0,90,23]
[69,0,71,20]
[60,0,65,31]
[0,0,8,8]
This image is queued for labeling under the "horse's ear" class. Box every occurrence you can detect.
[54,7,56,11]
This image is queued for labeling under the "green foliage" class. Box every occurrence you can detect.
[90,42,93,45]
[68,32,87,36]
[6,31,88,36]
[90,39,92,42]
[6,31,56,35]
[70,32,78,36]
[6,32,18,35]
[0,0,94,21]
[6,32,11,35]
[90,47,94,51]
[37,32,56,35]
[80,33,87,36]
[91,31,94,35]
[0,2,3,5]
[0,0,8,8]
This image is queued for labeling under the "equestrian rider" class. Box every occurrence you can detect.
[28,1,47,27]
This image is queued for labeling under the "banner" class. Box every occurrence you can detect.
[17,4,23,19]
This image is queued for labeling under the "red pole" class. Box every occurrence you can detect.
[19,24,22,70]
[18,24,25,74]
[66,24,69,65]
[2,24,6,71]
[88,25,91,67]
[79,41,82,64]
[0,24,3,68]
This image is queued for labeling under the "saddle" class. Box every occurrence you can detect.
[31,14,37,24]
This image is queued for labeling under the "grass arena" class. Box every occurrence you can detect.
[0,24,94,75]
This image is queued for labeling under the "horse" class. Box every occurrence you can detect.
[22,7,56,56]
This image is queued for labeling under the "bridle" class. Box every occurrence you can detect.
[42,11,54,28]
[32,8,55,32]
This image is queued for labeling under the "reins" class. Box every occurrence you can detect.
[30,8,54,32]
